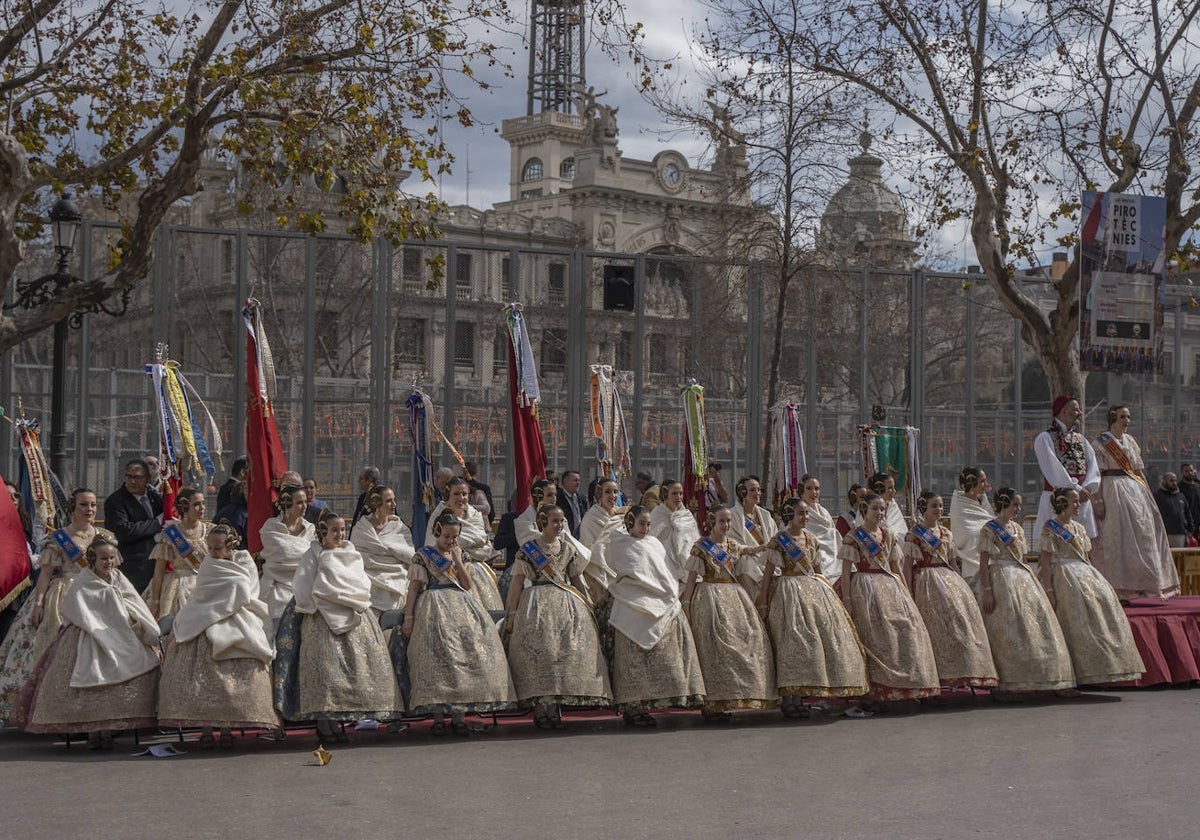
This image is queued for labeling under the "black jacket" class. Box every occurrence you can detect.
[104,485,164,567]
[1153,486,1195,536]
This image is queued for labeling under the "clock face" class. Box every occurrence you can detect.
[663,162,682,186]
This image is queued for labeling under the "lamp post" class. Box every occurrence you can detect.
[4,192,130,481]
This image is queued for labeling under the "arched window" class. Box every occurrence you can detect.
[522,157,543,181]
[559,157,576,180]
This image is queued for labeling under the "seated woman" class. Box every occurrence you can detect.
[681,505,777,722]
[147,488,212,619]
[978,488,1075,698]
[158,525,279,747]
[349,485,415,618]
[15,537,160,749]
[839,493,940,706]
[426,477,504,612]
[259,484,316,631]
[902,491,998,691]
[1040,487,1145,686]
[0,488,112,721]
[505,505,611,729]
[606,506,705,726]
[282,513,400,741]
[649,479,700,590]
[404,512,516,736]
[757,497,869,718]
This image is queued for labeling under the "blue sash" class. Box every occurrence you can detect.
[698,537,736,576]
[51,529,85,568]
[983,519,1012,545]
[520,540,552,573]
[419,545,461,587]
[1044,519,1074,543]
[774,531,806,565]
[851,527,882,558]
[911,524,942,552]
[163,523,199,570]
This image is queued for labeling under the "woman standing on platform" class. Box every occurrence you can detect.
[729,476,779,598]
[649,479,700,590]
[1039,488,1145,685]
[0,488,113,720]
[577,477,626,600]
[505,505,611,729]
[868,473,909,539]
[146,488,212,619]
[977,488,1075,697]
[839,493,940,705]
[948,467,992,583]
[757,498,869,717]
[259,484,316,630]
[606,506,705,726]
[426,477,504,612]
[681,505,777,721]
[1090,405,1180,600]
[404,512,516,736]
[349,485,415,617]
[902,491,998,691]
[283,514,399,741]
[158,526,279,747]
[15,537,160,749]
[799,475,841,581]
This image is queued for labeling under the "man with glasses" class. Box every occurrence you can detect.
[144,455,164,494]
[104,459,164,592]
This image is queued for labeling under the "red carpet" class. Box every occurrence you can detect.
[1121,596,1200,687]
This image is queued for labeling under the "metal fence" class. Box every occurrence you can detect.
[2,222,1198,516]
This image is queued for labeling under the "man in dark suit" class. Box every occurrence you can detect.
[216,457,248,513]
[556,469,588,539]
[104,458,163,592]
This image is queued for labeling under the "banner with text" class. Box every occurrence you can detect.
[1079,191,1166,375]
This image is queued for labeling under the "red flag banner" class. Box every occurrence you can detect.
[0,472,31,611]
[504,304,547,508]
[243,300,289,553]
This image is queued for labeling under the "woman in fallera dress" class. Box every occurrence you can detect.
[902,491,998,690]
[799,474,841,580]
[16,537,160,749]
[729,476,779,598]
[404,512,516,736]
[146,488,212,619]
[283,514,400,741]
[757,497,869,717]
[1039,487,1145,685]
[867,473,909,539]
[505,505,611,729]
[349,484,415,617]
[839,493,940,705]
[426,477,505,612]
[0,488,113,720]
[948,466,992,583]
[577,477,626,600]
[681,505,777,721]
[606,506,705,726]
[649,479,700,589]
[258,484,316,630]
[977,487,1075,698]
[1090,405,1180,600]
[158,526,279,747]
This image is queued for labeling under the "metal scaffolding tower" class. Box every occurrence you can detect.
[527,0,586,115]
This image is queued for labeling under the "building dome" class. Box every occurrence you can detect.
[819,128,914,268]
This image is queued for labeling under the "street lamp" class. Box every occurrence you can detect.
[3,192,131,481]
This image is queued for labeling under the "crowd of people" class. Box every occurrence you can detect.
[0,395,1181,750]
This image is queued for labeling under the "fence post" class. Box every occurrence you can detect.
[746,262,764,476]
[965,275,976,467]
[1013,277,1024,491]
[565,249,586,473]
[232,230,249,474]
[632,253,646,479]
[859,267,869,423]
[370,238,391,475]
[909,269,926,482]
[301,237,316,481]
[805,265,818,485]
[76,222,95,490]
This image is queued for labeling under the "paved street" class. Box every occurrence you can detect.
[1,688,1197,839]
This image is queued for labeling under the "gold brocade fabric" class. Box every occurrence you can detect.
[158,634,279,729]
[465,561,505,612]
[611,612,705,711]
[979,523,1075,691]
[298,611,400,718]
[1041,521,1145,684]
[765,573,869,698]
[20,626,159,732]
[686,576,777,711]
[904,530,998,688]
[508,585,611,707]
